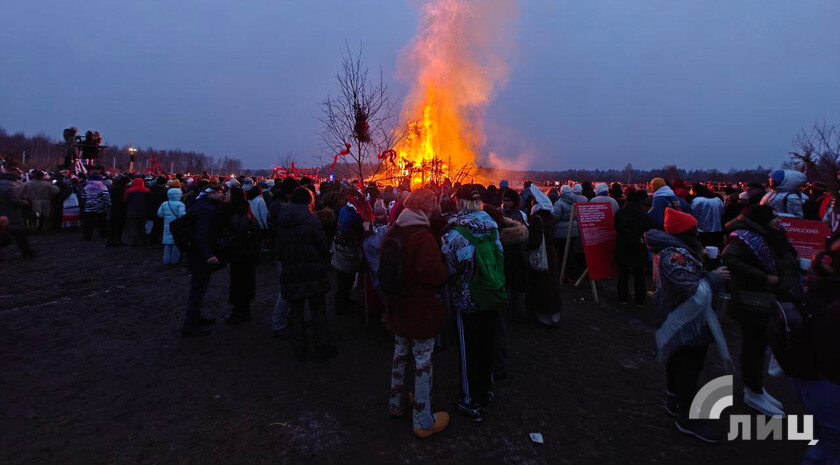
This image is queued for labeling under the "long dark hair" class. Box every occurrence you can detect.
[229,187,254,219]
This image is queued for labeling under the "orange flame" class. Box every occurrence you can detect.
[392,0,516,187]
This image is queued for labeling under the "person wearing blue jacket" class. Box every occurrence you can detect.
[648,177,691,230]
[157,188,186,265]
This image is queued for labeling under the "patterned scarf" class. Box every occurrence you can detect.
[730,229,775,273]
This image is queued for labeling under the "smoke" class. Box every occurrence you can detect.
[397,0,518,167]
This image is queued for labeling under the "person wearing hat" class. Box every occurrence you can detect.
[722,204,802,417]
[760,169,808,219]
[648,178,690,230]
[18,169,59,232]
[384,189,450,438]
[182,185,224,337]
[124,177,152,246]
[552,184,580,281]
[528,184,563,326]
[571,184,588,204]
[644,208,732,443]
[589,183,620,215]
[442,184,504,421]
[275,187,335,361]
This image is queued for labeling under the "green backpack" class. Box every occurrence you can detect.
[453,226,507,311]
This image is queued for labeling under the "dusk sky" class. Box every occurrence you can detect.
[2,0,839,171]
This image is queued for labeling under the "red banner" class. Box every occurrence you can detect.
[779,218,831,261]
[575,203,617,280]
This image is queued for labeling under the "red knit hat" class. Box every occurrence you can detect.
[664,208,697,235]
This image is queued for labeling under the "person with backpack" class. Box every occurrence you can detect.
[644,208,732,443]
[783,241,840,463]
[276,187,335,361]
[441,185,505,422]
[722,204,802,418]
[182,185,224,337]
[614,190,652,306]
[381,189,451,438]
[156,186,186,265]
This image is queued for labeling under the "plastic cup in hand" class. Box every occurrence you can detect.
[705,246,719,259]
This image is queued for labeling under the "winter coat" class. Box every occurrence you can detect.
[648,186,691,230]
[19,179,59,218]
[803,265,840,384]
[248,196,269,230]
[156,188,186,245]
[385,208,450,339]
[614,202,652,267]
[0,173,26,231]
[760,170,808,218]
[276,203,331,300]
[589,194,619,216]
[222,211,261,264]
[441,210,503,313]
[83,181,112,214]
[499,216,530,292]
[149,184,168,214]
[185,196,222,273]
[721,215,802,319]
[690,196,724,233]
[109,178,129,218]
[552,192,579,239]
[124,179,151,219]
[644,229,724,330]
[333,203,364,273]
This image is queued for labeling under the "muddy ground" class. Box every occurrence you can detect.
[0,231,806,464]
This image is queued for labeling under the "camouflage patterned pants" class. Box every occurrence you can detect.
[389,336,435,430]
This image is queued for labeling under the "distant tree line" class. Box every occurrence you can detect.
[0,127,243,175]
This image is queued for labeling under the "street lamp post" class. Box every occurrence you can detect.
[128,147,137,174]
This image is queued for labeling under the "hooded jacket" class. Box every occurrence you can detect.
[691,195,724,233]
[760,170,808,218]
[648,186,691,230]
[441,210,502,313]
[275,203,331,300]
[156,188,186,245]
[552,189,579,239]
[124,178,151,219]
[384,208,450,339]
[721,215,802,317]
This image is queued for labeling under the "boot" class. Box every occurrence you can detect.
[413,412,450,439]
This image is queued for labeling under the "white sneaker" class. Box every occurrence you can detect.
[762,388,784,410]
[744,388,785,418]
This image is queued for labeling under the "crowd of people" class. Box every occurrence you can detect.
[0,159,838,459]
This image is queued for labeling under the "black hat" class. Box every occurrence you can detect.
[291,186,313,204]
[503,188,518,203]
[456,184,481,201]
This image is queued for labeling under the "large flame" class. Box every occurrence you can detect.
[391,0,516,187]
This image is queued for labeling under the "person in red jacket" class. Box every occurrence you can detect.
[384,189,451,439]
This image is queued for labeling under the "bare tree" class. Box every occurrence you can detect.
[277,150,297,168]
[789,121,840,195]
[319,43,402,184]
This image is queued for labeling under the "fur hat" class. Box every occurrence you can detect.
[503,188,518,203]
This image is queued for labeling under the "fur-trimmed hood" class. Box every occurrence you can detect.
[499,218,529,246]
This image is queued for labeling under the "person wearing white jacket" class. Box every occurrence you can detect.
[247,186,269,231]
[760,169,808,219]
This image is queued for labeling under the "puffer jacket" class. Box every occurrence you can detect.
[441,210,502,313]
[760,169,808,218]
[276,203,331,300]
[156,188,186,245]
[552,192,579,239]
[384,208,449,339]
[83,180,111,214]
